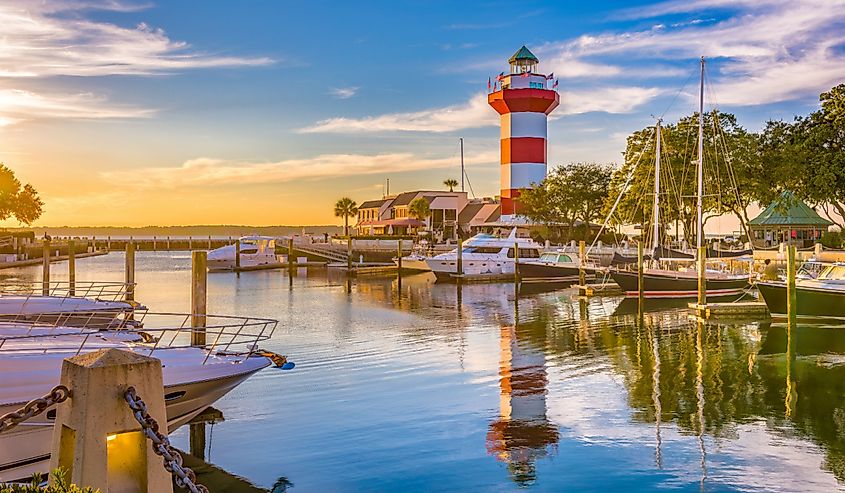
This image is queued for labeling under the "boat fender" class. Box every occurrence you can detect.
[257,350,295,370]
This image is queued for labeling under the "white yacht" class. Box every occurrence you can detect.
[207,236,279,271]
[0,281,139,328]
[0,313,287,481]
[393,241,433,273]
[425,229,542,281]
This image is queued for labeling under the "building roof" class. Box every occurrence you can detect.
[358,199,390,209]
[509,46,538,63]
[390,191,421,207]
[458,202,485,224]
[748,191,833,227]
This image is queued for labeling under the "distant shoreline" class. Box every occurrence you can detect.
[2,225,344,238]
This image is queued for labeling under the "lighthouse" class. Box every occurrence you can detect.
[488,46,560,221]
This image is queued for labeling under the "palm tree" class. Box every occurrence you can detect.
[443,178,459,192]
[408,197,430,229]
[334,197,358,236]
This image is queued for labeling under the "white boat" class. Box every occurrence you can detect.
[393,241,433,272]
[0,281,140,328]
[208,236,279,271]
[0,312,285,481]
[425,229,542,281]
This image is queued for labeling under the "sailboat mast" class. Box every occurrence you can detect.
[460,137,465,193]
[652,119,662,252]
[696,57,705,250]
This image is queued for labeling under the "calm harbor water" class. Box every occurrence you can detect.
[4,251,845,492]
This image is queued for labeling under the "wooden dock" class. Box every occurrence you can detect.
[0,250,108,270]
[449,273,517,283]
[689,301,770,319]
[327,262,398,277]
[212,261,327,273]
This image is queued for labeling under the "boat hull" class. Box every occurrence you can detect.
[757,281,845,321]
[611,270,749,298]
[517,262,590,284]
[393,257,431,273]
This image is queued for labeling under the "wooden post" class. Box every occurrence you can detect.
[152,236,157,251]
[288,238,296,269]
[68,240,76,296]
[208,235,212,250]
[787,245,797,326]
[191,251,207,346]
[42,238,51,296]
[167,236,171,250]
[235,240,241,271]
[189,422,206,461]
[637,241,644,302]
[578,240,586,287]
[347,237,353,271]
[513,241,520,283]
[457,238,464,280]
[397,240,403,281]
[107,236,111,251]
[188,236,193,251]
[49,348,173,493]
[697,245,707,307]
[124,242,135,302]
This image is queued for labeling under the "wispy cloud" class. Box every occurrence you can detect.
[329,87,359,99]
[0,88,154,126]
[100,151,500,188]
[300,85,660,134]
[0,0,272,125]
[544,0,845,106]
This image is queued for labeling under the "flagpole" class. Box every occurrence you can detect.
[460,137,465,193]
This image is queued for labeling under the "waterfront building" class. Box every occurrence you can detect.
[488,46,560,221]
[355,190,475,238]
[747,191,832,248]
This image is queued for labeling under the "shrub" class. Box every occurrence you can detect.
[0,469,98,493]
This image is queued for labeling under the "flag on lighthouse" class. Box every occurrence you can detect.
[552,78,559,89]
[495,71,505,81]
[488,77,491,92]
[546,73,555,80]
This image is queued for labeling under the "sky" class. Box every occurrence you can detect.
[0,0,843,227]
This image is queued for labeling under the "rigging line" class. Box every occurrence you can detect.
[659,64,697,120]
[587,139,648,257]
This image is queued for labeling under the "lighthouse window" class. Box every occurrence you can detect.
[529,82,545,89]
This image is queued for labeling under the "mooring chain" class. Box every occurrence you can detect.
[124,386,209,493]
[0,385,70,434]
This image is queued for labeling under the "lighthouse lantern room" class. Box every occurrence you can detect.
[488,46,560,221]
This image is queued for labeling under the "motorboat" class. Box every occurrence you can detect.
[393,241,432,273]
[518,249,596,284]
[0,312,286,481]
[208,236,279,272]
[0,281,140,328]
[610,267,750,298]
[757,262,845,322]
[425,229,542,281]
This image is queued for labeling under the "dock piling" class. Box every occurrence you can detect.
[235,240,241,270]
[697,245,707,306]
[347,237,353,271]
[397,241,403,286]
[637,241,644,302]
[42,238,51,296]
[787,245,797,326]
[191,251,207,346]
[124,242,135,302]
[513,241,520,284]
[457,238,463,278]
[49,348,174,492]
[68,239,76,296]
[578,240,586,287]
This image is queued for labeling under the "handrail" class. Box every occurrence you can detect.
[0,311,278,365]
[0,281,133,301]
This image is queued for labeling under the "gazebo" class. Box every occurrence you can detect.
[747,191,832,248]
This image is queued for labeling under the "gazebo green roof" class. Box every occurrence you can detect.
[508,46,538,63]
[747,191,833,227]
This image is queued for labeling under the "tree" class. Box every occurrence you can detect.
[443,178,459,192]
[0,164,43,225]
[520,162,613,240]
[334,197,358,236]
[408,197,430,227]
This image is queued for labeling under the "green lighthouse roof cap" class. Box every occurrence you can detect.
[509,46,538,63]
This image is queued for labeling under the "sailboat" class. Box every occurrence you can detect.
[610,58,750,298]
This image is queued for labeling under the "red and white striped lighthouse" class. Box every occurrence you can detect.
[488,46,560,221]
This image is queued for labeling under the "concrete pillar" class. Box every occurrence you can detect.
[42,238,51,296]
[124,243,135,302]
[49,348,173,493]
[68,240,76,296]
[191,251,207,346]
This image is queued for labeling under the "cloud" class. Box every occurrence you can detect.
[300,86,661,134]
[329,87,359,99]
[300,93,498,133]
[0,88,154,126]
[0,1,273,78]
[100,151,500,189]
[542,0,845,106]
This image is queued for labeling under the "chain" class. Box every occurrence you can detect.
[124,386,209,493]
[0,385,70,434]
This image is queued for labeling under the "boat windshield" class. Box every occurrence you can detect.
[818,265,845,281]
[558,254,573,263]
[539,253,557,262]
